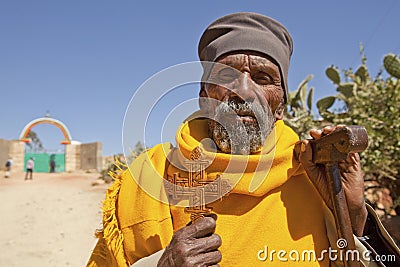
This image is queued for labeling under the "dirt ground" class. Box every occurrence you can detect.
[0,170,109,267]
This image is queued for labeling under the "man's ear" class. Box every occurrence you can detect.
[274,102,286,120]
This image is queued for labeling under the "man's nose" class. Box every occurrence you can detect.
[230,72,256,102]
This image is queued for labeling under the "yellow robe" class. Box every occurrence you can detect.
[88,117,344,266]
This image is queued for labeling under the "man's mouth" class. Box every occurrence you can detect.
[238,115,256,123]
[222,110,257,123]
[236,110,256,122]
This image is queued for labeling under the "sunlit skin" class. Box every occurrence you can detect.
[200,51,285,121]
[157,52,367,266]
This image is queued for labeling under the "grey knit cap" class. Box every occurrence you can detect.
[198,12,293,102]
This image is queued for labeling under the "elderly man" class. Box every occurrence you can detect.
[88,12,399,266]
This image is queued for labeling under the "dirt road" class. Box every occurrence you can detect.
[0,171,108,267]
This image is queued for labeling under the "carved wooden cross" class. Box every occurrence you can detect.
[166,147,231,222]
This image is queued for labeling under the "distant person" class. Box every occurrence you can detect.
[4,157,13,178]
[25,157,34,180]
[49,158,56,173]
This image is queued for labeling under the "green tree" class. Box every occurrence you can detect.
[26,130,44,152]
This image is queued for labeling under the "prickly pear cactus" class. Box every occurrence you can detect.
[355,65,368,83]
[337,82,356,98]
[383,53,400,79]
[316,96,335,113]
[326,66,341,84]
[284,74,318,139]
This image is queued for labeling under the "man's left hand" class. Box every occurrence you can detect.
[298,125,367,236]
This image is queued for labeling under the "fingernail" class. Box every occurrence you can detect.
[301,142,306,152]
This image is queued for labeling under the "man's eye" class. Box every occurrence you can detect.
[216,68,238,82]
[253,72,273,85]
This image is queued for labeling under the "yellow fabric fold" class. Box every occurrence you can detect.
[87,166,130,267]
[87,143,175,266]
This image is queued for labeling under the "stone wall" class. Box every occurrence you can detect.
[0,139,10,169]
[9,141,25,171]
[0,139,25,171]
[65,142,102,172]
[65,143,81,172]
[80,142,102,172]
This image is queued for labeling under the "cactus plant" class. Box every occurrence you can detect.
[355,65,368,83]
[307,87,313,111]
[284,75,319,139]
[326,65,341,85]
[337,82,357,99]
[383,53,400,79]
[316,96,335,114]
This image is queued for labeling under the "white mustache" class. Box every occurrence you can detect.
[215,101,266,122]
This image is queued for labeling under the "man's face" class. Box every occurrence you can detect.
[200,51,285,155]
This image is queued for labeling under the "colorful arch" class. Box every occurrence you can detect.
[19,117,72,145]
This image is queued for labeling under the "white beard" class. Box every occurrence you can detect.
[209,100,275,155]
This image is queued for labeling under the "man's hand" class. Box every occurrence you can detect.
[298,126,367,236]
[157,216,222,267]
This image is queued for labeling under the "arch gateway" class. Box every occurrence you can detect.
[19,117,73,145]
[0,116,102,173]
[19,117,72,172]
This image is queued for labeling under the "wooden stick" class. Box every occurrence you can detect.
[326,163,357,267]
[296,126,368,266]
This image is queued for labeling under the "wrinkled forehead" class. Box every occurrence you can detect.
[215,51,280,70]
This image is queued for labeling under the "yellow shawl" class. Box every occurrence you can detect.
[88,117,340,266]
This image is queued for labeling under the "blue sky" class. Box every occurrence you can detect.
[1,1,399,156]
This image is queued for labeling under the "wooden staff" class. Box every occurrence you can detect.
[296,126,368,267]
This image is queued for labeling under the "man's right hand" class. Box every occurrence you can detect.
[157,216,222,267]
